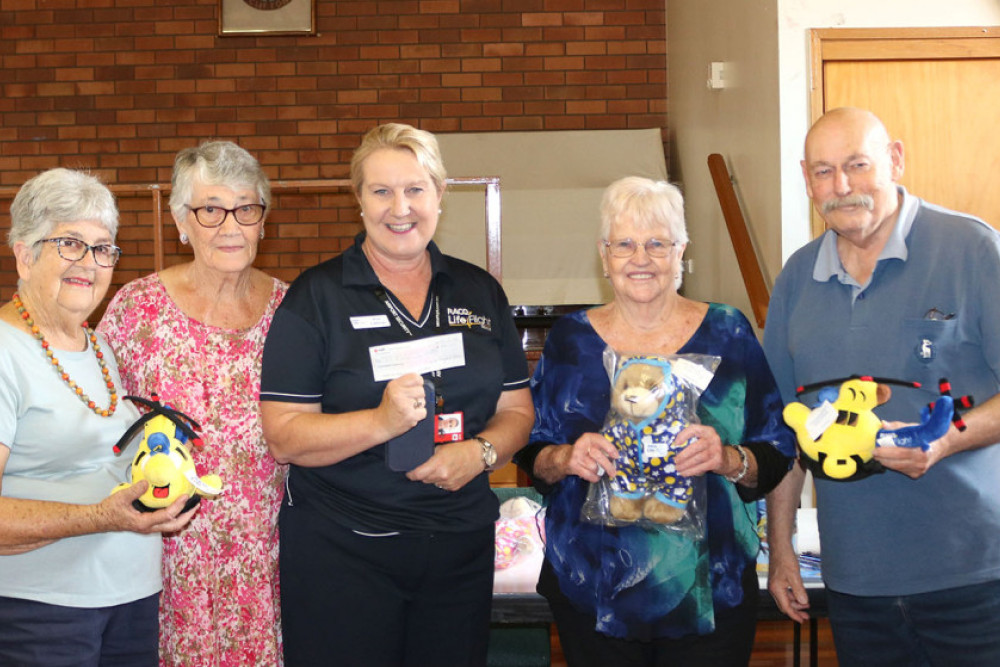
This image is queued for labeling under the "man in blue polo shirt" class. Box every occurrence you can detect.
[764,107,1000,665]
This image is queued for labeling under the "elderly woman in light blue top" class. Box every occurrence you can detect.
[0,168,197,666]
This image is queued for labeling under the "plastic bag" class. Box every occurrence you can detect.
[493,496,547,593]
[580,347,720,538]
[494,496,546,570]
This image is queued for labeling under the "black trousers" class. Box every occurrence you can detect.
[542,560,759,667]
[279,499,495,667]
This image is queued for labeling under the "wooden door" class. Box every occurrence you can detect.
[810,27,1000,236]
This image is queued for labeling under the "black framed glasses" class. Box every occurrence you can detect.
[602,238,678,258]
[186,203,266,228]
[36,237,121,267]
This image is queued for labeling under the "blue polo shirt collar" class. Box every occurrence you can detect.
[812,185,918,287]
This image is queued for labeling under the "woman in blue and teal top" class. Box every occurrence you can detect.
[515,177,795,666]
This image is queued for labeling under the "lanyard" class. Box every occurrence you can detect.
[373,286,446,408]
[374,287,440,338]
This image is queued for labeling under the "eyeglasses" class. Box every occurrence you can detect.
[36,237,121,267]
[602,238,678,258]
[186,203,266,228]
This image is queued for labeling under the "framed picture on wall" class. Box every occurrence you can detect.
[219,0,316,36]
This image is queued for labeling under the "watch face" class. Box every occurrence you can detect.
[481,439,497,465]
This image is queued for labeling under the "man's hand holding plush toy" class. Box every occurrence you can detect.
[874,419,959,479]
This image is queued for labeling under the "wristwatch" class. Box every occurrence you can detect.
[475,436,498,472]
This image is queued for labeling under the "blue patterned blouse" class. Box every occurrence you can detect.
[521,303,795,640]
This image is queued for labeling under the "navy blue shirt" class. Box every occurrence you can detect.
[261,233,529,532]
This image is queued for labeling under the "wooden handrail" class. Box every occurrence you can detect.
[0,176,502,282]
[707,153,770,328]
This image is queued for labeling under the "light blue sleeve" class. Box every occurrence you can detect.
[0,329,23,447]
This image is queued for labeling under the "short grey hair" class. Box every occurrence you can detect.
[168,141,271,221]
[8,168,118,259]
[599,176,689,246]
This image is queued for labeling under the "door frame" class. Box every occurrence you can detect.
[808,26,1000,236]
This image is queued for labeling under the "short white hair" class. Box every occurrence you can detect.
[599,176,688,245]
[8,168,118,259]
[169,141,270,222]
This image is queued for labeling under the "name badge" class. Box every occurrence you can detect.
[350,314,391,330]
[641,433,670,460]
[370,332,466,382]
[435,412,464,443]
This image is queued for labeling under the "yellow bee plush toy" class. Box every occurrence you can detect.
[783,376,964,481]
[111,395,223,512]
[783,377,889,481]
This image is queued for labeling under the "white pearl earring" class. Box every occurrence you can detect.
[179,233,188,245]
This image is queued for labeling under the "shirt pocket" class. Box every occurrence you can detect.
[899,317,960,383]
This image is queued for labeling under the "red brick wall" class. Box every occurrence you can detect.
[0,0,666,307]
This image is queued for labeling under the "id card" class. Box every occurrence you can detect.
[434,412,464,443]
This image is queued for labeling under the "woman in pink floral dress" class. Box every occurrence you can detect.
[99,141,287,667]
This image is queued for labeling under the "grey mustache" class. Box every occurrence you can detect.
[822,194,874,214]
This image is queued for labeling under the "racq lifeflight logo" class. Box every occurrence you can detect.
[447,307,492,332]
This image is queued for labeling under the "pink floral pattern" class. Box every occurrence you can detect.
[98,274,288,667]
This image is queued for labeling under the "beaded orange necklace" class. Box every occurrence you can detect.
[12,293,118,417]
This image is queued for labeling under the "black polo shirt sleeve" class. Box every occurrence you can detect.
[260,264,330,404]
[492,279,530,392]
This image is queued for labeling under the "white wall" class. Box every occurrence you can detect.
[666,0,782,325]
[668,0,1000,322]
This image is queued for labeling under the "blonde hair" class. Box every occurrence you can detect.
[350,123,447,195]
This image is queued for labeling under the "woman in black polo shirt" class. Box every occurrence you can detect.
[260,123,534,666]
